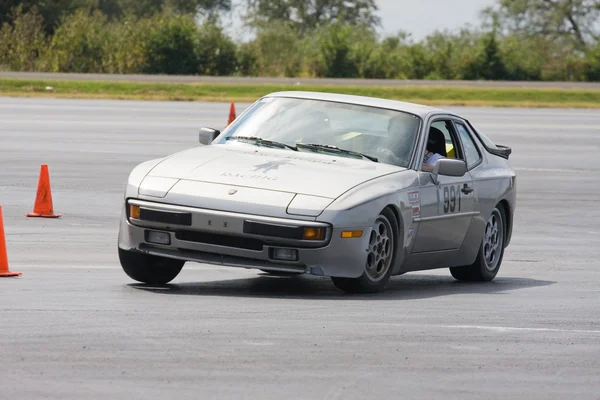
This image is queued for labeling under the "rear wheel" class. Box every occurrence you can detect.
[450,205,505,282]
[119,248,184,284]
[331,208,398,294]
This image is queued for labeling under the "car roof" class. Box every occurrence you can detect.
[263,91,460,119]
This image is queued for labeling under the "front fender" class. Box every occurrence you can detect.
[319,170,419,227]
[124,158,167,200]
[318,171,421,275]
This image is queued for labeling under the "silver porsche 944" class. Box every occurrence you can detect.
[118,91,516,293]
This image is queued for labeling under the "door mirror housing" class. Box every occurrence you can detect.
[431,158,467,183]
[199,127,220,145]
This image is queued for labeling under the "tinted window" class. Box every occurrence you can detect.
[455,122,482,169]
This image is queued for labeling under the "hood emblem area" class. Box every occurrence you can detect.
[253,159,294,173]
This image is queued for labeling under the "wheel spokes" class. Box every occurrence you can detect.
[483,210,503,271]
[365,216,394,282]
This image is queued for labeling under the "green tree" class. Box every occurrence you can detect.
[0,5,48,71]
[405,43,433,79]
[361,34,408,79]
[244,0,380,34]
[92,0,164,20]
[101,14,154,73]
[313,23,362,78]
[142,14,200,74]
[0,0,232,33]
[196,21,238,75]
[236,21,306,77]
[422,29,481,80]
[584,42,600,80]
[46,9,109,72]
[464,30,509,80]
[169,0,231,15]
[482,0,600,50]
[0,0,92,34]
[88,0,232,20]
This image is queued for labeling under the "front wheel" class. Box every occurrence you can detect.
[119,248,185,284]
[331,208,398,294]
[450,206,505,282]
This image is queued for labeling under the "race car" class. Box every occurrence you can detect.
[117,91,516,293]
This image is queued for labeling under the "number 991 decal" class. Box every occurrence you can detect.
[440,184,462,214]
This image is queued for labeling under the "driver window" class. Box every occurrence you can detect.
[431,120,459,159]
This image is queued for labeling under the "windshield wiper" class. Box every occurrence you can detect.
[296,143,378,162]
[226,136,297,151]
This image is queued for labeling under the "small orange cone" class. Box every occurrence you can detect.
[0,206,22,277]
[26,164,61,218]
[227,102,236,125]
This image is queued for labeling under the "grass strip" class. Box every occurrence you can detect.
[1,78,600,108]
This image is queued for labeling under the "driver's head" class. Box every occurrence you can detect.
[426,127,447,157]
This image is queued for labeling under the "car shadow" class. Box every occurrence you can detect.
[127,272,555,300]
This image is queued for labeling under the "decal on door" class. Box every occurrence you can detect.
[439,184,462,214]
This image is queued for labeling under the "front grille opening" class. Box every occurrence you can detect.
[175,230,264,251]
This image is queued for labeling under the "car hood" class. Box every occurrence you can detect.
[144,143,404,199]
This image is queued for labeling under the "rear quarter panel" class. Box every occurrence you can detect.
[469,150,517,250]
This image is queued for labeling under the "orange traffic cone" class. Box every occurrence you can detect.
[26,164,61,218]
[227,102,236,125]
[0,206,22,277]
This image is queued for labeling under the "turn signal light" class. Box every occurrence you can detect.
[302,227,325,240]
[130,204,140,219]
[341,230,363,238]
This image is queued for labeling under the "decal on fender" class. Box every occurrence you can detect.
[409,190,421,218]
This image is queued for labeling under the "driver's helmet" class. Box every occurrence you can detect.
[427,127,448,157]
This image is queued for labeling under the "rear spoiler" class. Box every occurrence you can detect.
[491,145,512,159]
[466,120,512,160]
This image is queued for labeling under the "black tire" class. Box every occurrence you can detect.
[118,247,185,284]
[450,205,506,282]
[331,208,399,294]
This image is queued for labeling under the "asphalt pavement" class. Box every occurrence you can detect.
[1,97,599,400]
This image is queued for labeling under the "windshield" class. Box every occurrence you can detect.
[217,96,422,167]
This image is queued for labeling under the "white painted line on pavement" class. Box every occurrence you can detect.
[439,324,600,334]
[514,167,598,173]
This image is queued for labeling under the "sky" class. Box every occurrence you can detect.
[223,0,498,42]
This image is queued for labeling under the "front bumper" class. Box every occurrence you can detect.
[117,199,371,278]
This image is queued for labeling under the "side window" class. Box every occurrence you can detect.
[454,121,482,169]
[431,120,460,159]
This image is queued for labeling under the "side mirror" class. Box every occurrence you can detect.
[199,127,220,145]
[431,158,467,183]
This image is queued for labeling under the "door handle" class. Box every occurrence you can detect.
[461,184,473,194]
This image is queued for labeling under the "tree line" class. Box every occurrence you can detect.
[1,0,599,81]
